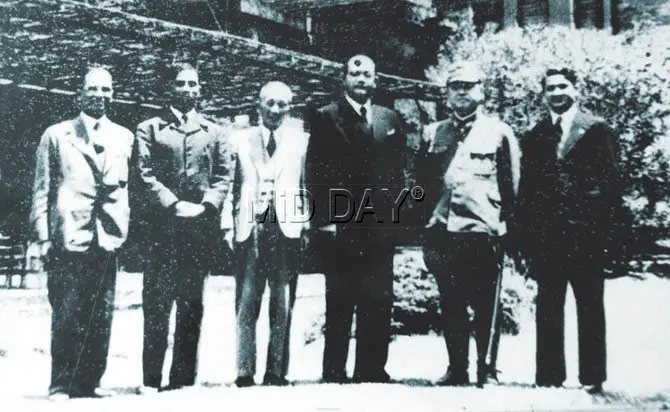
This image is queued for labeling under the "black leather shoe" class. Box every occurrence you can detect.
[535,380,563,388]
[322,372,349,384]
[235,376,255,388]
[436,367,469,386]
[352,370,391,384]
[583,383,603,394]
[476,366,499,388]
[263,374,289,386]
[160,383,188,392]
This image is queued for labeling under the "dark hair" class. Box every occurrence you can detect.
[541,67,578,89]
[159,62,198,92]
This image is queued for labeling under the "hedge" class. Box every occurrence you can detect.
[305,21,670,342]
[426,22,670,229]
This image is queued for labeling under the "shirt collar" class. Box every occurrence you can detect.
[345,94,372,120]
[550,104,577,126]
[170,106,197,125]
[80,111,107,128]
[79,112,108,139]
[451,108,478,124]
[260,124,279,146]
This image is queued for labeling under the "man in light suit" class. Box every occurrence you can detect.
[135,63,235,393]
[516,68,628,394]
[305,55,408,384]
[414,62,521,387]
[229,81,309,387]
[30,67,134,399]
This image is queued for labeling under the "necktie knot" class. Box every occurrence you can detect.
[359,106,367,123]
[555,116,562,128]
[266,131,276,157]
[93,122,100,131]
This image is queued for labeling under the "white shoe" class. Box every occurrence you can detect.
[138,386,159,395]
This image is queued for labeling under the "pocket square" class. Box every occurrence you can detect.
[387,129,396,135]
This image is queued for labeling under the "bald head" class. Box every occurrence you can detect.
[259,81,294,103]
[81,67,113,119]
[83,68,113,89]
[258,81,293,131]
[344,54,376,104]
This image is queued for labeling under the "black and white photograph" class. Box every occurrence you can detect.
[0,0,669,410]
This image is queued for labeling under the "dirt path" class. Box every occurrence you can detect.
[0,274,668,411]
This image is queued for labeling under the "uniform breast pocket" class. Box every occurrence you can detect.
[468,151,497,178]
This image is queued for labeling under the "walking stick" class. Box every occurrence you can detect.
[484,243,504,372]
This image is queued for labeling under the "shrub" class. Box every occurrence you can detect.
[392,249,536,337]
[303,249,536,345]
[425,23,670,229]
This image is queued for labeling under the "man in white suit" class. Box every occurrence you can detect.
[30,67,134,399]
[229,81,310,387]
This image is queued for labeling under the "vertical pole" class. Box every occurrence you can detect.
[602,0,613,32]
[503,0,519,28]
[548,0,575,27]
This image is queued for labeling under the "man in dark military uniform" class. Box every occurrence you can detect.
[135,62,235,393]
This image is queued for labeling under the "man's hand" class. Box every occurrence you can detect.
[27,240,51,271]
[316,224,336,234]
[425,215,447,229]
[300,231,310,251]
[174,201,206,218]
[223,229,234,251]
[40,240,51,260]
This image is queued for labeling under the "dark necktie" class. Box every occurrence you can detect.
[553,116,563,151]
[266,131,276,157]
[359,106,368,123]
[92,122,104,154]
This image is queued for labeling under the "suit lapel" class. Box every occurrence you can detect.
[335,99,357,145]
[247,127,270,179]
[272,126,293,178]
[181,112,204,137]
[372,106,389,140]
[69,117,103,172]
[560,110,591,159]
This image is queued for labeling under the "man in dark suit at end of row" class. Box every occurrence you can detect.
[517,68,629,394]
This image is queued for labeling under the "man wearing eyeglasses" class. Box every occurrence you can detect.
[414,61,521,388]
[515,68,628,394]
[134,62,235,393]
